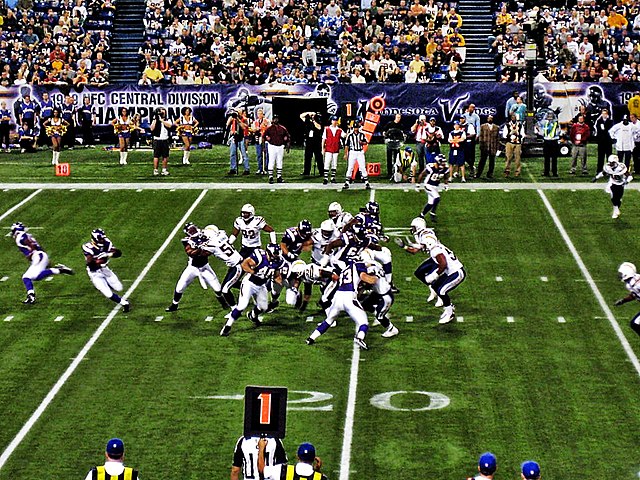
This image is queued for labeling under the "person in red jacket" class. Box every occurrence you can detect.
[570,114,591,175]
[321,115,345,185]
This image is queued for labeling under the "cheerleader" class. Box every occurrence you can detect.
[43,108,69,165]
[175,107,198,165]
[111,107,133,165]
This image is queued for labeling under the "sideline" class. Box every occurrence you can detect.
[0,182,636,191]
[0,189,209,471]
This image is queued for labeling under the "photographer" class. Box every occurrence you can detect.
[151,108,172,176]
[300,111,323,176]
[225,108,250,175]
[382,113,404,179]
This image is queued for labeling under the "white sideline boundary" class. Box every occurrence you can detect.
[537,189,640,378]
[0,182,637,191]
[338,188,376,480]
[0,189,209,471]
[0,190,42,222]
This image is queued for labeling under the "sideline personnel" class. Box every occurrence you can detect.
[262,442,328,480]
[84,438,139,480]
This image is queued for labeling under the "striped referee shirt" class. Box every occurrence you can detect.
[345,131,367,151]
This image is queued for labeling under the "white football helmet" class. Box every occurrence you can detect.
[203,224,219,239]
[328,202,343,219]
[320,219,336,239]
[290,259,307,275]
[619,262,637,281]
[410,217,427,234]
[241,203,255,219]
[420,229,438,250]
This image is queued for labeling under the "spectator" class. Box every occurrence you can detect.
[594,108,613,173]
[610,115,636,168]
[18,120,39,153]
[0,102,12,152]
[502,113,524,177]
[477,115,499,179]
[509,96,527,122]
[569,114,591,175]
[143,61,164,84]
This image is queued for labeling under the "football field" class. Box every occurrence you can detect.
[1,183,640,479]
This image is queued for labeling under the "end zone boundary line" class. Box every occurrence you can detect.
[537,189,640,378]
[0,189,209,471]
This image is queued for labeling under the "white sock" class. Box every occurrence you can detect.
[123,151,128,163]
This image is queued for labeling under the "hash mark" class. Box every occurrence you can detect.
[557,316,566,323]
[506,316,515,323]
[504,189,510,192]
[4,315,13,322]
[54,316,64,322]
[204,316,213,322]
[306,316,315,322]
[45,276,53,282]
[405,277,412,282]
[155,316,163,322]
[405,316,414,322]
[0,276,8,282]
[136,189,143,192]
[103,189,109,192]
[540,276,548,282]
[495,276,503,282]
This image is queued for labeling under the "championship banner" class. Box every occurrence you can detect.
[2,82,637,144]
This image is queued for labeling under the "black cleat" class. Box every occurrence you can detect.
[247,309,262,325]
[265,300,280,313]
[323,178,328,185]
[122,302,131,313]
[390,284,400,294]
[305,337,315,345]
[269,177,274,184]
[277,177,284,183]
[220,325,231,336]
[55,263,74,275]
[22,293,36,304]
[165,303,179,312]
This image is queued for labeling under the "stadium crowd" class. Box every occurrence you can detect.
[492,1,640,83]
[0,0,115,88]
[139,0,467,85]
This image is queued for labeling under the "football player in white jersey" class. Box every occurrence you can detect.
[220,243,283,336]
[82,228,130,312]
[402,217,466,324]
[202,225,244,308]
[230,435,287,480]
[614,262,640,337]
[417,153,449,223]
[306,260,377,350]
[327,201,353,231]
[10,222,74,304]
[165,223,226,312]
[230,203,277,258]
[359,253,398,337]
[285,259,335,312]
[311,220,338,266]
[592,154,632,218]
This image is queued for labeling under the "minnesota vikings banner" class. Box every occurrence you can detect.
[3,82,638,143]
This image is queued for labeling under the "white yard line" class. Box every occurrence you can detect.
[339,343,361,480]
[0,188,209,472]
[337,188,376,480]
[0,189,42,223]
[537,189,640,378]
[0,182,636,191]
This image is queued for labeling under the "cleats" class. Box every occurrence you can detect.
[354,337,368,350]
[381,325,399,338]
[439,305,455,324]
[165,303,179,312]
[55,264,74,275]
[265,300,279,313]
[22,293,36,304]
[220,325,231,336]
[122,302,131,313]
[305,337,315,345]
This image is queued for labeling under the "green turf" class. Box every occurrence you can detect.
[0,188,639,479]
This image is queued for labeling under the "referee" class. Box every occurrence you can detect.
[343,122,370,190]
[151,108,172,176]
[84,438,140,480]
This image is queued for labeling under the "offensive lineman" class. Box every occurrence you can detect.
[401,217,466,324]
[230,203,277,258]
[165,223,226,312]
[10,222,74,304]
[220,243,283,336]
[614,262,640,337]
[327,202,353,231]
[202,224,244,308]
[417,153,449,222]
[82,228,130,312]
[592,154,633,219]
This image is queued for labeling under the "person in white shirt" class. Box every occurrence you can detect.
[84,438,139,480]
[262,442,326,480]
[610,115,638,167]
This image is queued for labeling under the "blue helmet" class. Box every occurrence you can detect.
[404,146,413,153]
[521,461,540,479]
[183,222,200,236]
[298,219,312,239]
[351,222,366,239]
[365,201,380,217]
[10,222,26,237]
[478,452,497,475]
[266,243,282,260]
[91,228,107,246]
